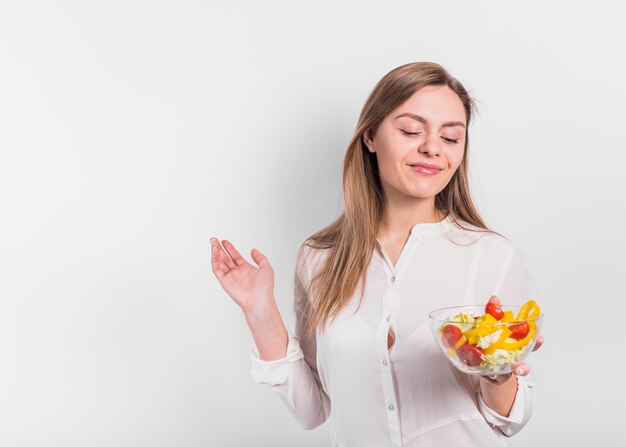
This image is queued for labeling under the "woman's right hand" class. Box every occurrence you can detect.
[210,237,275,315]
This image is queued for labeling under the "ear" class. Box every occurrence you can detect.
[362,129,375,153]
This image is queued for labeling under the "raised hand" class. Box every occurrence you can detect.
[210,237,274,315]
[210,237,289,360]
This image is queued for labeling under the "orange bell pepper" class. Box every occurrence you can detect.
[502,310,515,322]
[454,334,468,350]
[463,314,499,344]
[483,327,513,355]
[516,299,540,321]
[500,323,536,350]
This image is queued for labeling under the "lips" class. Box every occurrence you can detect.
[409,163,442,176]
[409,162,443,170]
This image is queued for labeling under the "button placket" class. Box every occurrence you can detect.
[377,233,429,446]
[377,240,417,447]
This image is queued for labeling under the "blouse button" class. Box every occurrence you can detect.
[391,276,396,283]
[388,403,395,411]
[386,315,390,322]
[382,359,388,365]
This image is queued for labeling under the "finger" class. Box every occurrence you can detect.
[211,238,235,272]
[218,240,237,270]
[532,335,544,352]
[482,373,511,384]
[511,361,529,376]
[222,239,247,267]
[251,247,271,270]
[488,295,501,305]
[210,238,228,282]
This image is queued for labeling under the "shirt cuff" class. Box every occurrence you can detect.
[477,373,534,430]
[249,330,304,386]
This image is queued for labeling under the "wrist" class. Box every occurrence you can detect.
[243,294,279,325]
[479,373,518,417]
[243,298,288,362]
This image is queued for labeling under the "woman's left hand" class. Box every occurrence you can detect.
[480,335,544,384]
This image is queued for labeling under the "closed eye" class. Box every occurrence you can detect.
[442,137,459,144]
[401,130,459,144]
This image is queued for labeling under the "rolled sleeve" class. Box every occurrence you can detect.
[477,372,535,437]
[249,329,304,386]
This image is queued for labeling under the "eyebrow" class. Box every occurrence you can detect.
[394,112,466,129]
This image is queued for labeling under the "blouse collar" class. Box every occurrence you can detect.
[409,214,454,237]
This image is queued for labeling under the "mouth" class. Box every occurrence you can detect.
[409,163,443,176]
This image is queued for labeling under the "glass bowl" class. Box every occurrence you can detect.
[428,304,543,375]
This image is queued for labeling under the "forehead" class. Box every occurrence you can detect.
[390,85,466,125]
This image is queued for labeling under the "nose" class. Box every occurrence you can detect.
[418,131,441,157]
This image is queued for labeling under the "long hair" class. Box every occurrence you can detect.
[301,62,498,339]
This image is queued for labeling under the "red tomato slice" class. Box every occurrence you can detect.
[456,344,484,366]
[441,324,463,348]
[509,322,530,340]
[485,302,504,320]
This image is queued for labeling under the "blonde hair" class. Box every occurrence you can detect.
[301,62,499,339]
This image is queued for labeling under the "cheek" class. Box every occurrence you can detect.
[377,143,406,169]
[448,148,465,169]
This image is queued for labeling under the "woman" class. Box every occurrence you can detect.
[210,62,544,446]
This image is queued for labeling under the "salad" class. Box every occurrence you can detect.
[437,296,541,373]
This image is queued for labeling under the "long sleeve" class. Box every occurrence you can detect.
[249,243,331,430]
[476,242,536,437]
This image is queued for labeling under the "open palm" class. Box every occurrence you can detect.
[210,238,274,313]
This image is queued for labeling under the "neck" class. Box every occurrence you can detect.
[377,195,444,240]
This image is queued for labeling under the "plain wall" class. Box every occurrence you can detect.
[1,0,624,445]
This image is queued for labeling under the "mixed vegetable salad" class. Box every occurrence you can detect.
[437,296,541,372]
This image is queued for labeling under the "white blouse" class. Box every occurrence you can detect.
[249,215,536,446]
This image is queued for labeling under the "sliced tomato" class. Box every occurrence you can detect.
[509,322,530,340]
[441,324,463,348]
[485,302,504,320]
[456,343,484,366]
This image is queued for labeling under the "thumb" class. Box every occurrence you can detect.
[488,295,501,306]
[251,248,271,269]
[512,361,529,376]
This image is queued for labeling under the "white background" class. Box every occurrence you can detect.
[1,1,624,445]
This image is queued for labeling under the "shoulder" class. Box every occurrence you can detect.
[295,241,332,282]
[445,217,523,259]
[296,241,330,265]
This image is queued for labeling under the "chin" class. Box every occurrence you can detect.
[405,190,438,200]
[406,184,442,197]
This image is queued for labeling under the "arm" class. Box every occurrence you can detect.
[476,243,536,437]
[248,243,331,430]
[244,294,289,361]
[478,369,535,437]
